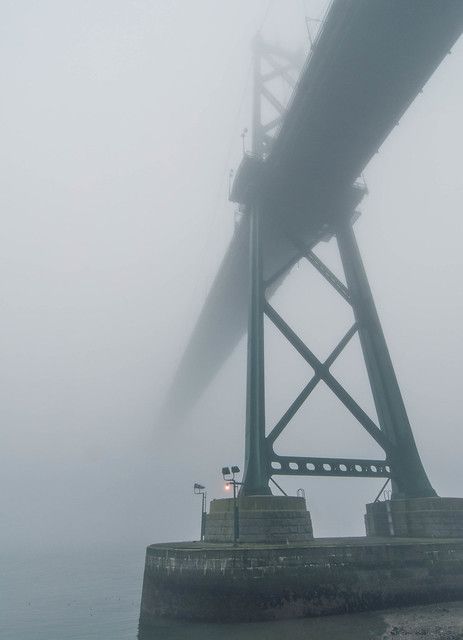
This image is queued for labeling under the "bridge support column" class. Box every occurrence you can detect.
[336,215,436,499]
[241,200,271,496]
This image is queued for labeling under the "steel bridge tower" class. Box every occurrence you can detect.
[233,36,436,501]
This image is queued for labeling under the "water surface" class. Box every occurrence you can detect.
[0,544,408,640]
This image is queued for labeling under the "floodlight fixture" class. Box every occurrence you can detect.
[220,465,242,543]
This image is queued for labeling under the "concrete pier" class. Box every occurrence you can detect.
[139,536,463,623]
[205,495,313,543]
[365,497,463,538]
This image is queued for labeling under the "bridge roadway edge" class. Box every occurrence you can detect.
[139,536,463,624]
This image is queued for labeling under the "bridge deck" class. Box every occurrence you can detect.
[162,0,463,425]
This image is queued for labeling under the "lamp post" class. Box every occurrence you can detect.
[193,483,207,541]
[222,466,241,543]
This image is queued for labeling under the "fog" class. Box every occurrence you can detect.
[1,1,462,554]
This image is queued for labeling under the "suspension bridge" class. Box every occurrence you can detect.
[140,0,463,623]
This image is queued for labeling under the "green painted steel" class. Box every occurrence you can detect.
[236,147,437,499]
[241,200,270,496]
[240,211,436,498]
[240,30,437,499]
[335,216,436,498]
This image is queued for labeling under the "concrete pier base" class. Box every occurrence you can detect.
[205,495,313,543]
[139,536,463,624]
[365,497,463,538]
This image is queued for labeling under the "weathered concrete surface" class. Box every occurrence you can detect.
[366,498,463,538]
[139,537,463,623]
[380,601,463,639]
[205,495,313,543]
[137,601,463,640]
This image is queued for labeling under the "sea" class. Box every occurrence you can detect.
[0,542,406,640]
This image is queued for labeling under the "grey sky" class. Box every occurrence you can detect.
[1,1,462,551]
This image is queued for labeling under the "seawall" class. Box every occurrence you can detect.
[139,536,463,623]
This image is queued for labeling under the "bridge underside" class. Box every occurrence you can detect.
[164,0,463,429]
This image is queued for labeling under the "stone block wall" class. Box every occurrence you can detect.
[140,537,463,623]
[365,497,463,537]
[205,495,313,543]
